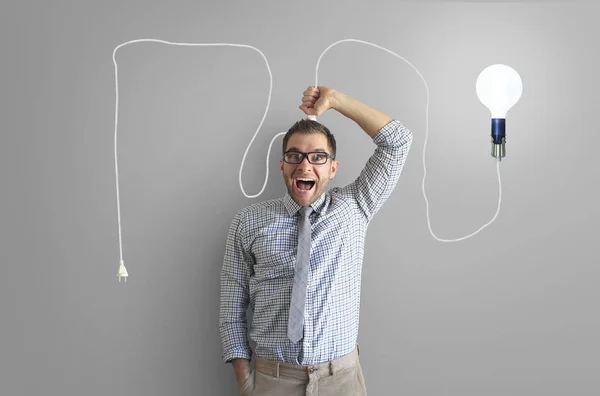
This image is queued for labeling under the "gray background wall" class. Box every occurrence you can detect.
[1,0,598,395]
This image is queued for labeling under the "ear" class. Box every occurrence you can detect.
[280,158,284,174]
[330,159,338,179]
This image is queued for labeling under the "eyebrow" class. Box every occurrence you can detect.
[287,147,328,152]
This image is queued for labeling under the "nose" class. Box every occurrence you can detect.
[295,156,314,171]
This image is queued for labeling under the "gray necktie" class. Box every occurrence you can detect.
[287,206,313,343]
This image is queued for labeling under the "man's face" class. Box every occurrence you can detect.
[280,132,338,207]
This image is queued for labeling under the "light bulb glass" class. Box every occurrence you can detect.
[476,64,523,160]
[476,64,523,118]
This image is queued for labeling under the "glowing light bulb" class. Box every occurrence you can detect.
[476,64,523,160]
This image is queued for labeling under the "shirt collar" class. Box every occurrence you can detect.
[283,191,327,217]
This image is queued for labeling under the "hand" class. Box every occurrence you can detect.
[238,370,255,395]
[236,370,251,389]
[299,86,337,117]
[232,358,251,389]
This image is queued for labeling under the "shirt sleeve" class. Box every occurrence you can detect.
[335,119,413,224]
[219,209,254,363]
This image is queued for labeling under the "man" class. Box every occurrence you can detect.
[219,86,412,395]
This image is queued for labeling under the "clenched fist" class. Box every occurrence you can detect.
[299,86,338,117]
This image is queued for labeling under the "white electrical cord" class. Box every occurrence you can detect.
[308,39,502,244]
[112,38,502,282]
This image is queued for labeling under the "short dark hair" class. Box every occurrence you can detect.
[282,119,337,159]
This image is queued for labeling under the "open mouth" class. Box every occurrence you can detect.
[295,178,315,191]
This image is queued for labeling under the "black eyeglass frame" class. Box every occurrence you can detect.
[282,151,335,165]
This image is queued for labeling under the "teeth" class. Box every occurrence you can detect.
[297,178,315,182]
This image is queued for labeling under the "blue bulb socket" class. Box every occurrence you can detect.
[491,118,506,144]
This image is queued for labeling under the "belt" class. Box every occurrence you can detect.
[254,345,360,381]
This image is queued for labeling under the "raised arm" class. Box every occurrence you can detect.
[300,86,392,138]
[300,85,413,223]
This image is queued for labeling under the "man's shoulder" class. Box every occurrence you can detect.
[235,197,284,219]
[326,187,356,210]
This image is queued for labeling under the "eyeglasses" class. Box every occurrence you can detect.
[282,151,334,165]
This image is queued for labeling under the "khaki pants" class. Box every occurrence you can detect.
[240,345,367,396]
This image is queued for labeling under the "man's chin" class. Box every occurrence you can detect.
[293,194,312,206]
[289,188,316,206]
[288,187,313,206]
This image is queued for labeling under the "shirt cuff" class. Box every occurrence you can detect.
[223,348,252,364]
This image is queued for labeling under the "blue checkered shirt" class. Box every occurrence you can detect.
[219,119,412,365]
